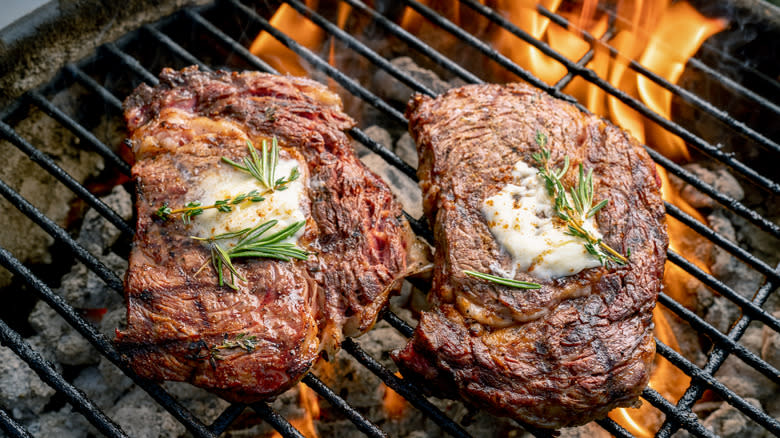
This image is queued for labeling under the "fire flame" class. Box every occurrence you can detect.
[250,0,727,434]
[249,1,323,76]
[270,383,321,438]
[494,0,724,434]
[382,373,409,420]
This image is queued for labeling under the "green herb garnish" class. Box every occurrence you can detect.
[155,190,267,223]
[191,333,259,368]
[154,136,299,223]
[532,132,628,267]
[221,137,300,192]
[192,219,309,290]
[464,270,542,289]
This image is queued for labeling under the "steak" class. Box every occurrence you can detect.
[116,66,427,402]
[393,83,667,428]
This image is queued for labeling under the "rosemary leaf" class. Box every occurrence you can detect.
[464,270,542,289]
[193,219,309,289]
[155,203,172,220]
[193,333,259,367]
[154,190,267,222]
[532,145,629,267]
[221,137,299,193]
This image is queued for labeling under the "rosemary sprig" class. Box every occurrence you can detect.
[192,219,309,290]
[221,137,300,192]
[190,333,259,368]
[155,137,299,223]
[531,136,628,267]
[464,270,542,289]
[155,190,268,223]
[211,332,259,357]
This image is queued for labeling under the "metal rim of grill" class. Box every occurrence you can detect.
[0,0,778,437]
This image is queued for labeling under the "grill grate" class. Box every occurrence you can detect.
[0,0,778,437]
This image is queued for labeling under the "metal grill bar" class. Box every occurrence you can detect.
[248,402,305,438]
[656,263,780,437]
[342,338,474,438]
[334,0,780,241]
[229,0,406,125]
[645,147,779,239]
[0,121,133,236]
[204,2,776,434]
[553,44,596,91]
[595,418,633,438]
[655,341,780,434]
[182,7,420,185]
[657,292,780,385]
[207,403,245,435]
[534,3,780,155]
[347,126,418,181]
[667,250,780,334]
[90,16,432,437]
[0,246,217,438]
[0,407,33,438]
[183,8,279,75]
[551,12,617,92]
[664,202,779,282]
[406,0,583,108]
[0,178,124,291]
[685,56,780,115]
[143,24,214,72]
[596,1,780,110]
[284,0,436,97]
[103,42,160,85]
[340,0,484,85]
[302,373,387,438]
[1,1,777,437]
[640,387,715,438]
[452,0,780,194]
[0,316,128,437]
[65,64,124,112]
[381,310,414,338]
[25,90,132,175]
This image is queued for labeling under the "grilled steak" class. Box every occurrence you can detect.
[116,66,427,402]
[394,83,667,428]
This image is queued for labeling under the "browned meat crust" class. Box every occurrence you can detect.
[116,66,427,402]
[393,83,667,428]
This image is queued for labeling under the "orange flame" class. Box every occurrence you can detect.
[249,1,323,76]
[394,1,724,434]
[270,383,320,438]
[637,2,728,161]
[381,373,409,420]
[248,1,726,434]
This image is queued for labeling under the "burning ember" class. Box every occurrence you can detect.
[246,0,733,435]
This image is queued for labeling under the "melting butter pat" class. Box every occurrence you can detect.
[191,157,306,246]
[482,160,602,279]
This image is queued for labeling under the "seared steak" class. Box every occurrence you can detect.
[116,66,427,402]
[394,83,667,428]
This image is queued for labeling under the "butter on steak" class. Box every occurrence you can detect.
[393,83,667,428]
[116,66,427,402]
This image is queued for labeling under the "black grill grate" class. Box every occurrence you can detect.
[0,0,778,437]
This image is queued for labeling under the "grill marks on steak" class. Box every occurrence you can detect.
[394,83,667,428]
[116,67,426,402]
